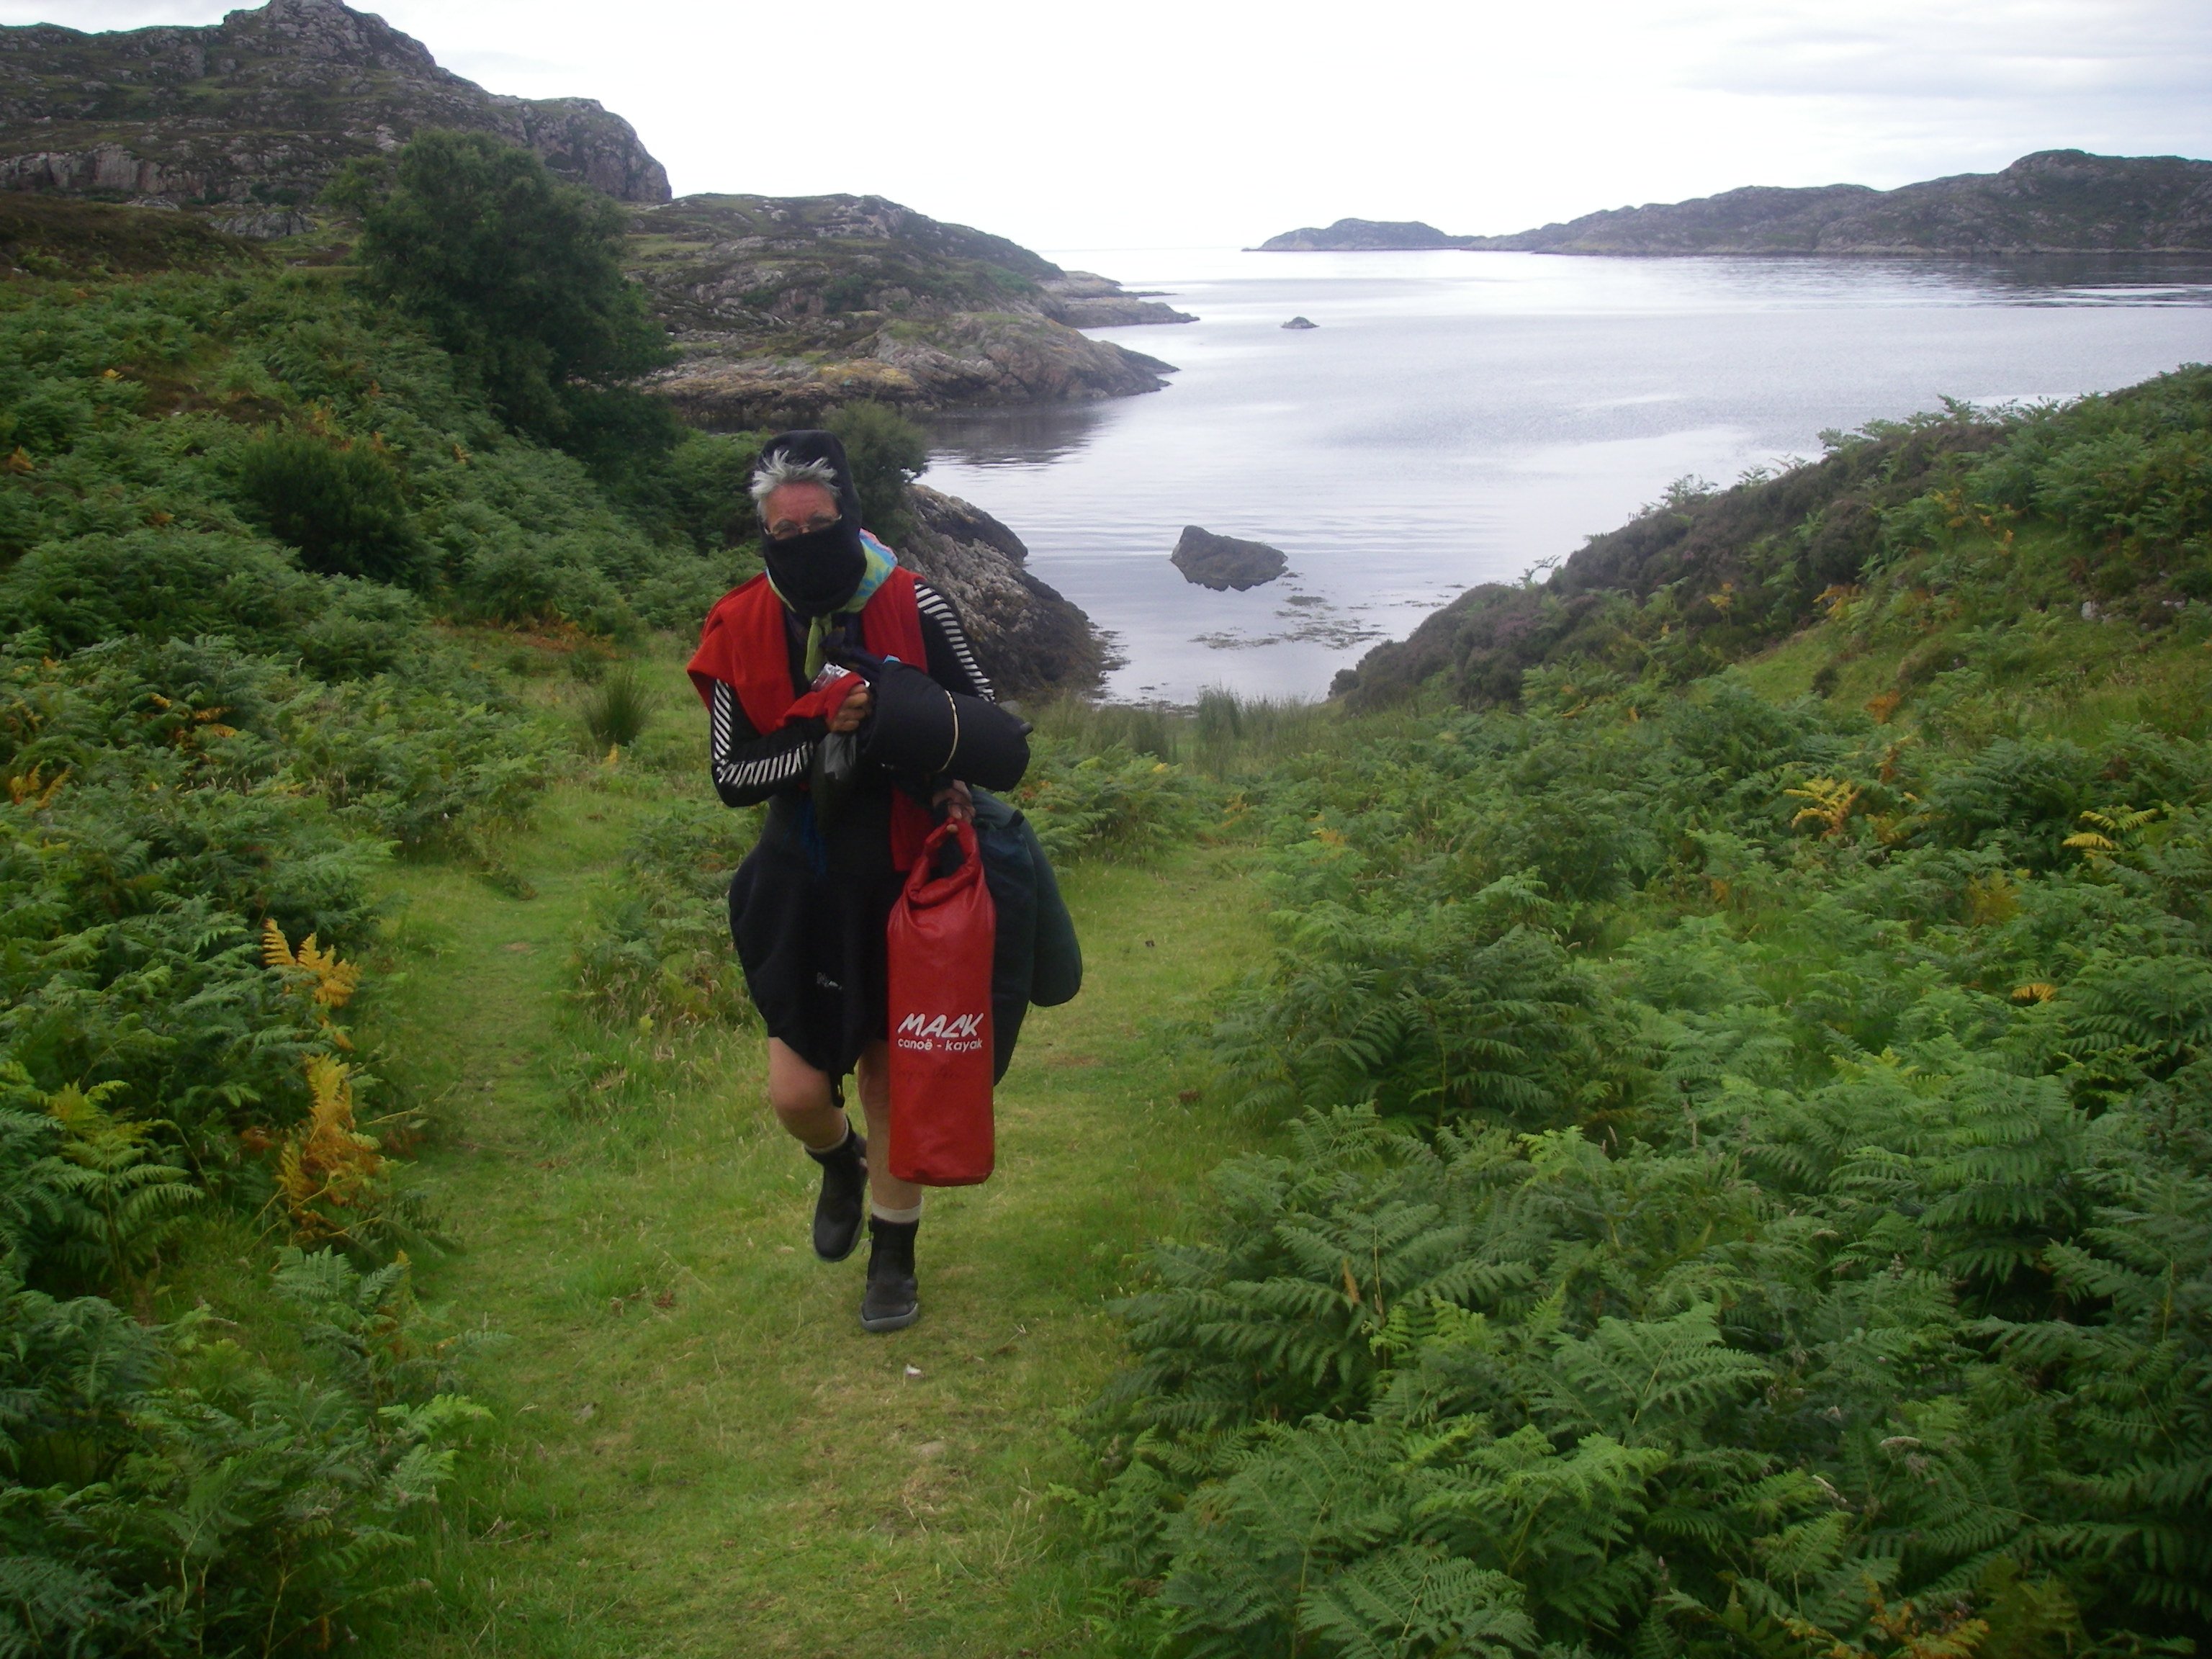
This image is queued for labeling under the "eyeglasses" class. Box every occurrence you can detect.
[766,511,842,542]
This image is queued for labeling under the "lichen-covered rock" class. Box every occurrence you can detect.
[627,194,1183,421]
[1038,271,1195,327]
[0,0,668,233]
[898,485,1105,699]
[1172,526,1290,591]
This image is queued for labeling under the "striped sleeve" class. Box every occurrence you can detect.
[914,580,994,701]
[708,678,819,806]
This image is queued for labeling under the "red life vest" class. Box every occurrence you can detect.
[687,568,935,870]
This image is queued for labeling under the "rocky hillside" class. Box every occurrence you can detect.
[1331,416,2010,707]
[1466,152,2212,255]
[1255,217,1475,251]
[629,192,1189,426]
[0,0,666,238]
[1333,364,2212,710]
[0,1,1192,419]
[1263,152,2212,257]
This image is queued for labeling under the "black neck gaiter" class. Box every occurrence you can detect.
[764,522,866,617]
[757,428,871,618]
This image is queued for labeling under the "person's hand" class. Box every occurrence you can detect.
[933,778,974,824]
[827,681,872,734]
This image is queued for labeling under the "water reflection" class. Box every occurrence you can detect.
[1848,254,2212,305]
[918,251,2212,701]
[924,401,1122,467]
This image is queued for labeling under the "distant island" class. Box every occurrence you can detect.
[1255,218,1475,251]
[1258,151,2212,255]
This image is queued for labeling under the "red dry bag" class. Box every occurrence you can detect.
[886,819,997,1186]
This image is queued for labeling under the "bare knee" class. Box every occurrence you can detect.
[766,1039,844,1146]
[853,1040,890,1113]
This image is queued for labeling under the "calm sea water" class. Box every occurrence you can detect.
[920,249,2212,703]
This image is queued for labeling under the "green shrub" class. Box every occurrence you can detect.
[1082,657,2212,1654]
[1010,739,1212,862]
[0,529,321,653]
[824,400,927,543]
[663,430,768,552]
[295,577,427,680]
[278,673,565,850]
[0,1248,491,1655]
[230,434,428,584]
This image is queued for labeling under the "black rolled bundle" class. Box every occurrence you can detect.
[855,654,1031,791]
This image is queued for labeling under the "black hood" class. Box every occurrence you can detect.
[758,429,869,618]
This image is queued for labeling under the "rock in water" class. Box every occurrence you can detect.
[1172,526,1289,591]
[1282,316,1318,330]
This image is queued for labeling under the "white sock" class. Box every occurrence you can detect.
[804,1118,853,1156]
[871,1200,922,1224]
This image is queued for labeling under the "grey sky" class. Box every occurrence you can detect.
[15,0,2211,249]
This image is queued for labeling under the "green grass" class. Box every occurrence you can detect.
[355,704,1268,1655]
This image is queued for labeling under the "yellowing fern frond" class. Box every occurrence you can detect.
[6,763,68,809]
[42,1079,144,1161]
[262,920,363,1019]
[275,1055,388,1245]
[2077,804,2159,842]
[1785,1581,1993,1659]
[2011,981,2058,1004]
[1787,777,1861,839]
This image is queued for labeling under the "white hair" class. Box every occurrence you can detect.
[749,452,840,509]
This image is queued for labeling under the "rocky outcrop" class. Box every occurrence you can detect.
[1462,151,2212,255]
[1256,217,1475,251]
[630,193,1180,422]
[1172,526,1289,590]
[651,318,1176,427]
[1037,271,1195,327]
[0,0,667,234]
[1282,315,1317,330]
[899,485,1105,698]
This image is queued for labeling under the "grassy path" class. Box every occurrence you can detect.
[371,774,1264,1657]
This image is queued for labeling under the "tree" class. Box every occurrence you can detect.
[824,400,929,543]
[336,131,675,439]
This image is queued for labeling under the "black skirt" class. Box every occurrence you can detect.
[728,791,907,1079]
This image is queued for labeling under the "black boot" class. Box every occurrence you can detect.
[860,1217,920,1332]
[804,1127,868,1262]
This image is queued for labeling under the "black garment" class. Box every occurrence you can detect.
[972,790,1083,1082]
[714,580,994,1078]
[757,430,868,616]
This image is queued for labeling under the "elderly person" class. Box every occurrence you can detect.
[686,430,992,1332]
